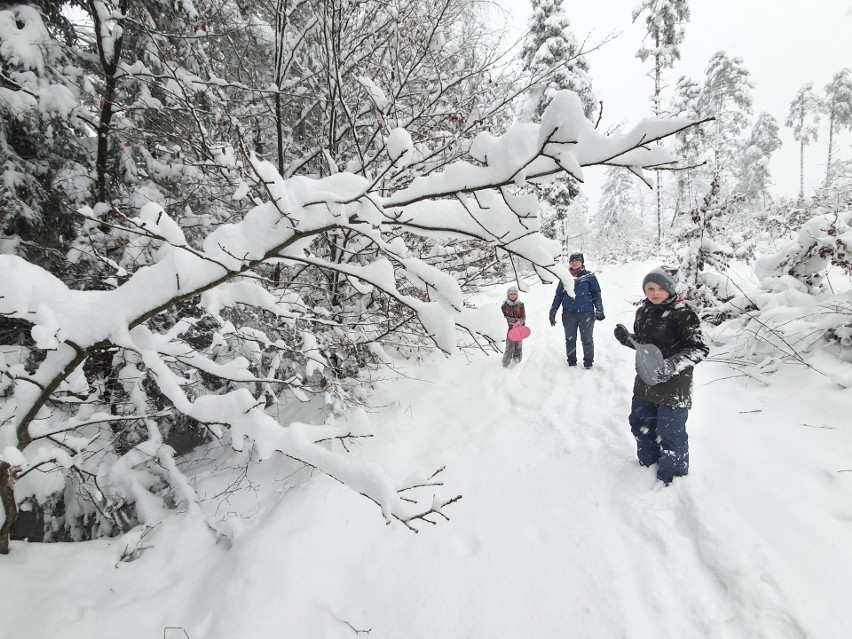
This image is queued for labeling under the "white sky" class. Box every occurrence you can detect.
[498,0,852,208]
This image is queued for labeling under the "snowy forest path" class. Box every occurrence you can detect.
[439,261,827,639]
[3,264,851,639]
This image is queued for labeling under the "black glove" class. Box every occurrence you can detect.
[549,313,556,327]
[614,324,631,345]
[595,312,605,322]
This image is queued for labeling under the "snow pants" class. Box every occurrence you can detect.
[562,312,595,365]
[628,395,689,484]
[502,338,522,367]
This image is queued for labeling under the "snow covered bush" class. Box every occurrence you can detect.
[710,207,852,387]
[670,177,738,314]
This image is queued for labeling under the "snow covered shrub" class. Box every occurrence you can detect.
[710,208,852,385]
[670,177,737,315]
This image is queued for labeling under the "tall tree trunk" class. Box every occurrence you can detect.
[88,0,129,204]
[825,109,835,187]
[275,0,289,175]
[799,137,805,201]
[94,74,118,203]
[654,35,662,244]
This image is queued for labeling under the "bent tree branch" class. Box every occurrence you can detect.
[0,97,707,552]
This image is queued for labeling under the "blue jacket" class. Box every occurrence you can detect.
[549,269,603,318]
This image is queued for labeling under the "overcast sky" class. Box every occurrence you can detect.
[497,0,852,209]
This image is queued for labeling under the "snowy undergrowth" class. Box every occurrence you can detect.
[1,261,851,639]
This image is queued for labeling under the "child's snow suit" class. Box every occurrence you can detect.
[628,297,708,408]
[501,299,526,367]
[622,297,708,483]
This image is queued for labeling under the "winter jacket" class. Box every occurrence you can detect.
[501,300,526,326]
[549,269,603,319]
[625,297,708,409]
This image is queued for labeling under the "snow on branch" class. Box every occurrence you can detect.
[0,89,705,544]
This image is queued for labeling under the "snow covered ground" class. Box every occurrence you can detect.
[2,260,851,638]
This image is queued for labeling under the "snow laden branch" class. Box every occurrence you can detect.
[708,209,852,389]
[0,90,703,552]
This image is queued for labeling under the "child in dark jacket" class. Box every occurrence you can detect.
[501,285,526,367]
[613,267,708,485]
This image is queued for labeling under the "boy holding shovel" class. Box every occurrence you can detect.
[614,267,709,485]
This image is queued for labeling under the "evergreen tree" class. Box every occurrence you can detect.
[632,0,690,242]
[700,52,754,195]
[673,177,737,314]
[669,75,705,213]
[520,0,596,252]
[785,83,823,200]
[0,5,88,273]
[536,178,576,252]
[633,0,691,114]
[823,68,852,188]
[737,112,782,206]
[521,0,596,120]
[593,166,647,261]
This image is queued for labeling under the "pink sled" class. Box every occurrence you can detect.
[507,324,531,341]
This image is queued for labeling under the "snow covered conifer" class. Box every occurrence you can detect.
[672,177,737,313]
[0,5,87,272]
[823,68,852,188]
[669,75,706,212]
[593,166,648,262]
[736,112,782,207]
[700,52,754,196]
[519,0,596,252]
[520,0,596,120]
[632,0,691,241]
[785,83,823,200]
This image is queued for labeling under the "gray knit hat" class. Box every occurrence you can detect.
[507,285,519,296]
[568,252,584,264]
[642,267,678,297]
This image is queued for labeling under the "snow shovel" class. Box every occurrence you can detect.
[508,323,531,341]
[625,334,665,385]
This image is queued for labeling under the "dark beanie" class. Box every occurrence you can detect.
[642,267,678,297]
[568,252,584,263]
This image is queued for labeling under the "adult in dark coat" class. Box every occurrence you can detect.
[549,252,604,368]
[614,267,709,485]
